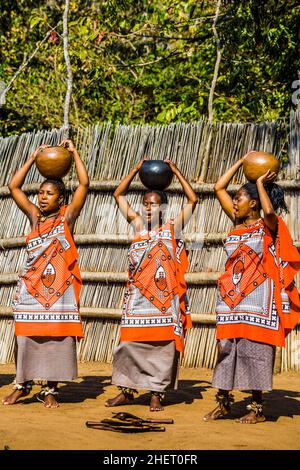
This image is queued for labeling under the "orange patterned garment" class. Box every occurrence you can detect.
[120,222,192,352]
[216,217,300,346]
[13,205,84,338]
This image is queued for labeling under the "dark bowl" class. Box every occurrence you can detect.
[139,160,173,190]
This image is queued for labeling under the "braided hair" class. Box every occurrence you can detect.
[240,182,288,213]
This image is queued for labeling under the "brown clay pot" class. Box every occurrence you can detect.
[243,151,280,182]
[35,146,72,179]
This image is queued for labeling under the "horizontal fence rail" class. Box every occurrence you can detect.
[0,112,300,370]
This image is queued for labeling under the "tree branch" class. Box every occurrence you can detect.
[208,0,222,122]
[198,0,222,183]
[0,23,60,104]
[108,51,180,69]
[63,0,73,138]
[113,55,138,79]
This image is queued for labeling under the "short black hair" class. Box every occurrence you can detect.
[40,179,66,200]
[143,190,168,205]
[240,182,288,213]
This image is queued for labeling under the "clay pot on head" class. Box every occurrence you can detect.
[35,146,72,179]
[242,151,280,182]
[139,160,173,190]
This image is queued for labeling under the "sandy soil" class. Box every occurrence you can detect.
[0,362,300,450]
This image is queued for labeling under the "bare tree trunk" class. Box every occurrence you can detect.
[297,70,300,109]
[63,0,73,138]
[208,0,222,123]
[198,0,222,182]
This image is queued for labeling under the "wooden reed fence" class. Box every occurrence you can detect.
[0,111,300,371]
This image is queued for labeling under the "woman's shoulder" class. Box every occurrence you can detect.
[60,204,69,215]
[227,218,265,237]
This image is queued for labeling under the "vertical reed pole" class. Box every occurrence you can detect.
[274,346,282,374]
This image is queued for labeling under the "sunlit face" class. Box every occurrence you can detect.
[38,183,63,214]
[233,189,256,220]
[141,192,165,229]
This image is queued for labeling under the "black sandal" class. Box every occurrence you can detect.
[105,387,137,407]
[215,392,234,415]
[150,391,165,411]
[203,392,234,421]
[13,381,32,396]
[36,385,59,404]
[236,401,266,423]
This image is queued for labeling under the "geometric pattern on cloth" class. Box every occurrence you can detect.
[26,223,68,252]
[132,241,177,312]
[14,312,80,323]
[12,206,83,337]
[216,299,280,331]
[219,242,267,310]
[216,222,281,332]
[13,279,80,325]
[280,288,291,314]
[122,227,183,335]
[121,286,183,338]
[23,238,73,310]
[121,313,174,328]
[14,312,80,322]
[120,220,191,353]
[225,225,264,246]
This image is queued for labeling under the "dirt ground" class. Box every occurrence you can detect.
[0,362,300,451]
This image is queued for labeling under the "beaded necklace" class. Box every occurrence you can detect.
[37,211,60,239]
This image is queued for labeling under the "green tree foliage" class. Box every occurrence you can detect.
[0,0,299,136]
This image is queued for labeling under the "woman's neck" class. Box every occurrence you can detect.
[240,215,262,227]
[146,217,164,232]
[146,223,160,232]
[39,209,60,221]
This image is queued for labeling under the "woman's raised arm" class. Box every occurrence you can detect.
[214,158,244,221]
[62,140,89,231]
[113,159,146,232]
[164,160,198,236]
[8,146,46,226]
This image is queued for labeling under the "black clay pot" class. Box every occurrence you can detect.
[139,160,173,190]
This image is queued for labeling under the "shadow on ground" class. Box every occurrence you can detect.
[127,379,211,407]
[1,372,300,421]
[0,374,15,388]
[1,375,111,405]
[219,388,300,422]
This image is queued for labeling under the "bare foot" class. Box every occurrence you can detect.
[236,411,266,424]
[36,389,59,408]
[44,393,59,409]
[105,392,134,407]
[203,404,231,422]
[2,389,28,405]
[150,394,164,412]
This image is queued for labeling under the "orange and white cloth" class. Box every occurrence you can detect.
[13,205,84,338]
[120,221,192,352]
[216,217,300,347]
